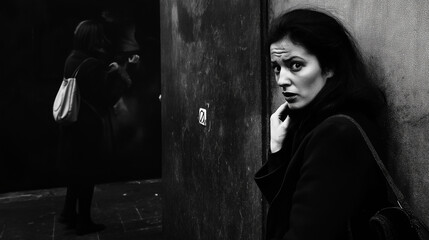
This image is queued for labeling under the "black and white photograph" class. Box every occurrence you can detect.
[1,1,429,240]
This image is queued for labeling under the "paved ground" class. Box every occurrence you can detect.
[0,179,163,240]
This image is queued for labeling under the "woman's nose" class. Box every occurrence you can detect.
[277,69,292,87]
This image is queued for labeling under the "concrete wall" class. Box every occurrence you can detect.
[160,0,265,239]
[270,0,429,227]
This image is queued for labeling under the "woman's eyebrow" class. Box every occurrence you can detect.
[270,56,300,64]
[282,56,305,62]
[271,54,291,62]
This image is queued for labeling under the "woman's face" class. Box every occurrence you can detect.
[270,37,333,110]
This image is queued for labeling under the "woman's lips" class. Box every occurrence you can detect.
[282,92,298,101]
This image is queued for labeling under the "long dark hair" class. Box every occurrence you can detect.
[73,19,110,55]
[268,8,385,118]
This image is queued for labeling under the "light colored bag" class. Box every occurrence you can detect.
[53,58,92,124]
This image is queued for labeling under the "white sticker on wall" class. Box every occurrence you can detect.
[199,108,207,126]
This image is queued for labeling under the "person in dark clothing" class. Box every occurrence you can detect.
[254,8,388,240]
[57,19,131,235]
[101,6,141,77]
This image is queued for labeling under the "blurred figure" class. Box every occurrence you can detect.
[57,19,131,235]
[101,5,162,172]
[101,6,140,75]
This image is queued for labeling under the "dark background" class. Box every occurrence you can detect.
[0,0,161,193]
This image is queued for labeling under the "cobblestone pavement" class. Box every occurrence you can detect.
[0,179,163,240]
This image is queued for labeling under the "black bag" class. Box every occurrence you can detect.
[370,206,429,240]
[336,115,429,240]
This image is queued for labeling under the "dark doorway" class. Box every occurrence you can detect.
[0,0,161,193]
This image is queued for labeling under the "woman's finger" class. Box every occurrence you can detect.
[273,102,289,118]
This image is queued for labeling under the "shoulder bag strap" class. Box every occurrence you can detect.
[71,57,95,78]
[331,114,412,213]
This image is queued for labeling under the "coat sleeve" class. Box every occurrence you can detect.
[282,118,374,240]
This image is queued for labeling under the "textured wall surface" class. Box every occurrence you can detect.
[270,0,429,226]
[160,0,264,239]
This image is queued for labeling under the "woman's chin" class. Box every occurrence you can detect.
[286,102,298,110]
[287,102,307,111]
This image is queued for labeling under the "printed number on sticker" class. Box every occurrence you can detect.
[199,108,206,126]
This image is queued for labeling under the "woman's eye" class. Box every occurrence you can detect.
[272,65,280,74]
[290,62,303,72]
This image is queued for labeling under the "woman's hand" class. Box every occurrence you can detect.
[108,62,132,87]
[128,54,140,64]
[108,62,119,73]
[270,102,290,153]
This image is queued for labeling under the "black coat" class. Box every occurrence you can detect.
[255,109,388,240]
[57,50,130,182]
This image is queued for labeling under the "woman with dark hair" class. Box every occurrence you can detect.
[57,19,131,235]
[254,8,387,240]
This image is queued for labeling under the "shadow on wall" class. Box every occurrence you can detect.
[0,0,161,193]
